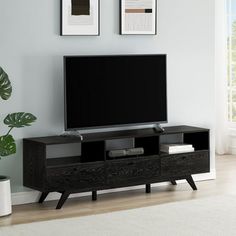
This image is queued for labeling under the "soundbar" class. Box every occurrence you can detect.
[108,147,144,158]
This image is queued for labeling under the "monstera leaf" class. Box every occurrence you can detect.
[0,67,37,158]
[0,135,16,157]
[4,112,37,128]
[0,67,12,100]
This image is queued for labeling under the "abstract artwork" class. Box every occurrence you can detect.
[120,0,157,35]
[61,0,100,36]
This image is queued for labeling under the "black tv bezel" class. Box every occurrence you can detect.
[64,54,168,132]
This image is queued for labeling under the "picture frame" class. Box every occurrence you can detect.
[61,0,100,36]
[120,0,157,35]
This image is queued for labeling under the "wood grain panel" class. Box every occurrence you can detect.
[107,156,160,186]
[46,163,106,191]
[161,151,209,177]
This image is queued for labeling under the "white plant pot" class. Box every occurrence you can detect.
[0,176,12,217]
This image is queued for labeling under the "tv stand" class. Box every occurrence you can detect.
[23,125,210,209]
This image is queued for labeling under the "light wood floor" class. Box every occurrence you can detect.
[0,155,235,227]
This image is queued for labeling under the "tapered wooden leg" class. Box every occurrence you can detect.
[38,192,49,203]
[92,191,97,201]
[56,191,70,209]
[146,184,151,193]
[186,176,197,190]
[171,180,177,185]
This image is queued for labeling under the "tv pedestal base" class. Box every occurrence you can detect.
[24,125,209,209]
[153,124,165,133]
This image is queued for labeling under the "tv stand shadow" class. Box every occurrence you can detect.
[23,125,209,209]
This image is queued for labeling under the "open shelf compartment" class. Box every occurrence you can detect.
[46,141,105,167]
[105,136,160,160]
[159,131,209,154]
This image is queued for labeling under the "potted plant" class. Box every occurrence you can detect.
[0,67,36,217]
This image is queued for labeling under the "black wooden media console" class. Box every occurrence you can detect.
[23,126,210,209]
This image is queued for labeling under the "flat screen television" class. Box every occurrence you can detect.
[64,54,167,131]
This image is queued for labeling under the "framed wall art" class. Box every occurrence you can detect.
[61,0,100,36]
[120,0,157,35]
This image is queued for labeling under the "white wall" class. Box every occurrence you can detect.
[0,0,215,193]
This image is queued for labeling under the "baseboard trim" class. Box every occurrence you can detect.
[11,169,216,206]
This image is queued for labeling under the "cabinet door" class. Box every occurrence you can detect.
[161,151,209,178]
[46,163,106,191]
[107,157,160,187]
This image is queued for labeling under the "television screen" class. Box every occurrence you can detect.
[64,55,167,130]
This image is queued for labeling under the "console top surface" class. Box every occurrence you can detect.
[24,125,209,145]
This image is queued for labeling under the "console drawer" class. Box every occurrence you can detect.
[161,151,209,177]
[46,163,106,191]
[107,156,161,186]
